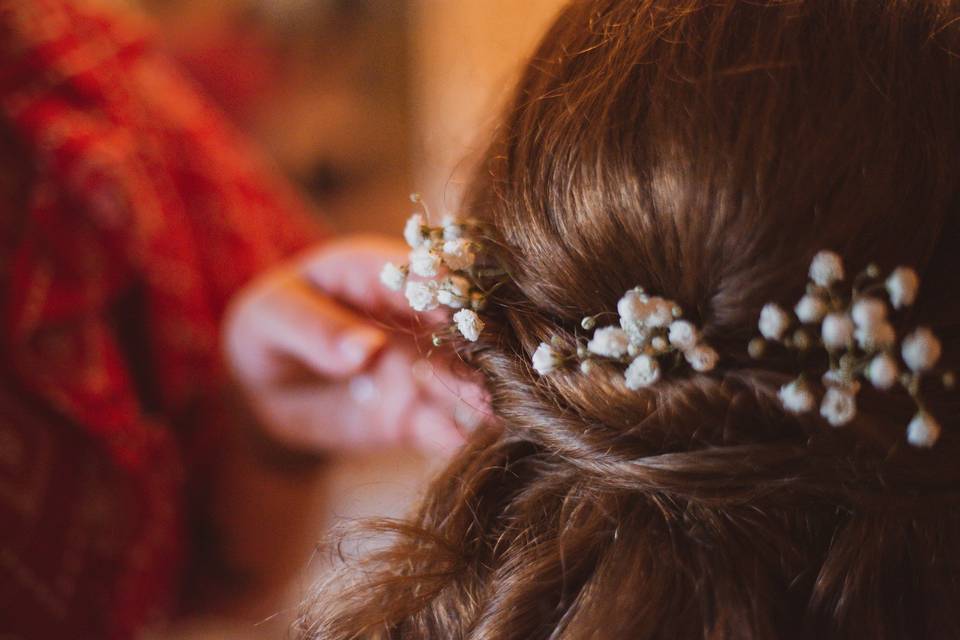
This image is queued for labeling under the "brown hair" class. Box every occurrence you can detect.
[302,1,960,638]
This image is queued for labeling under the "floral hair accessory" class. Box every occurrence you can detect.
[381,196,717,389]
[380,194,505,343]
[751,250,955,447]
[532,288,718,389]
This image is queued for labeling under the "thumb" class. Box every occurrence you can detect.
[253,277,387,379]
[298,236,414,318]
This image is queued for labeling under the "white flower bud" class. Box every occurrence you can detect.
[644,297,674,328]
[901,327,942,372]
[587,326,630,358]
[779,379,815,414]
[379,262,407,291]
[907,411,941,448]
[809,250,845,287]
[617,288,649,321]
[625,354,661,389]
[441,238,476,271]
[794,295,828,324]
[405,280,438,312]
[886,266,919,309]
[855,321,895,351]
[441,215,463,241]
[404,213,428,248]
[437,275,470,308]
[453,309,484,342]
[759,303,791,341]
[851,297,887,329]
[409,245,441,277]
[532,342,561,375]
[820,387,856,427]
[822,313,854,350]
[668,320,699,351]
[867,353,899,390]
[685,344,719,372]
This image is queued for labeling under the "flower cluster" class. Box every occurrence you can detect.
[532,287,718,390]
[380,195,499,344]
[752,250,954,447]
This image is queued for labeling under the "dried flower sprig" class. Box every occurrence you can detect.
[751,250,955,447]
[380,194,506,343]
[531,287,718,389]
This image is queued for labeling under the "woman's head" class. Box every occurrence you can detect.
[306,1,960,638]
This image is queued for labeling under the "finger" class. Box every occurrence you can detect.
[410,357,492,427]
[251,378,403,451]
[298,236,447,325]
[406,404,466,454]
[254,278,387,379]
[298,236,408,313]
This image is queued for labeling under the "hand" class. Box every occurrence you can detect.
[222,235,487,453]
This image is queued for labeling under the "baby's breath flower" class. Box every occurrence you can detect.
[855,321,896,351]
[809,250,845,287]
[405,280,438,312]
[441,215,463,241]
[867,353,899,390]
[820,387,856,426]
[644,297,675,328]
[532,342,562,375]
[441,239,476,271]
[779,379,815,414]
[379,262,407,291]
[886,266,920,309]
[437,275,470,309]
[588,326,630,358]
[795,294,828,324]
[759,303,791,341]
[902,327,942,372]
[403,213,428,248]
[668,320,699,351]
[453,309,484,342]
[625,354,660,389]
[907,411,941,448]
[617,288,649,321]
[851,297,887,329]
[685,344,719,372]
[822,313,855,350]
[409,245,441,277]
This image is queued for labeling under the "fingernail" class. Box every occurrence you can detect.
[339,328,385,368]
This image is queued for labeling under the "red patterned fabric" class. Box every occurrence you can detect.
[0,1,324,637]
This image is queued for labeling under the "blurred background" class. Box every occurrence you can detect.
[102,0,565,637]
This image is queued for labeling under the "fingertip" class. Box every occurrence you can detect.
[338,325,387,372]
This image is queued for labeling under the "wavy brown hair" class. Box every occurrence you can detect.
[302,1,960,638]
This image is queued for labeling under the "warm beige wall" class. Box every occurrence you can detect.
[410,0,566,215]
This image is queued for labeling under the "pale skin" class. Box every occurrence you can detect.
[222,235,487,454]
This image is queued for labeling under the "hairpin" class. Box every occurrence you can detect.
[380,195,717,387]
[530,289,717,388]
[750,250,955,447]
[379,194,505,345]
